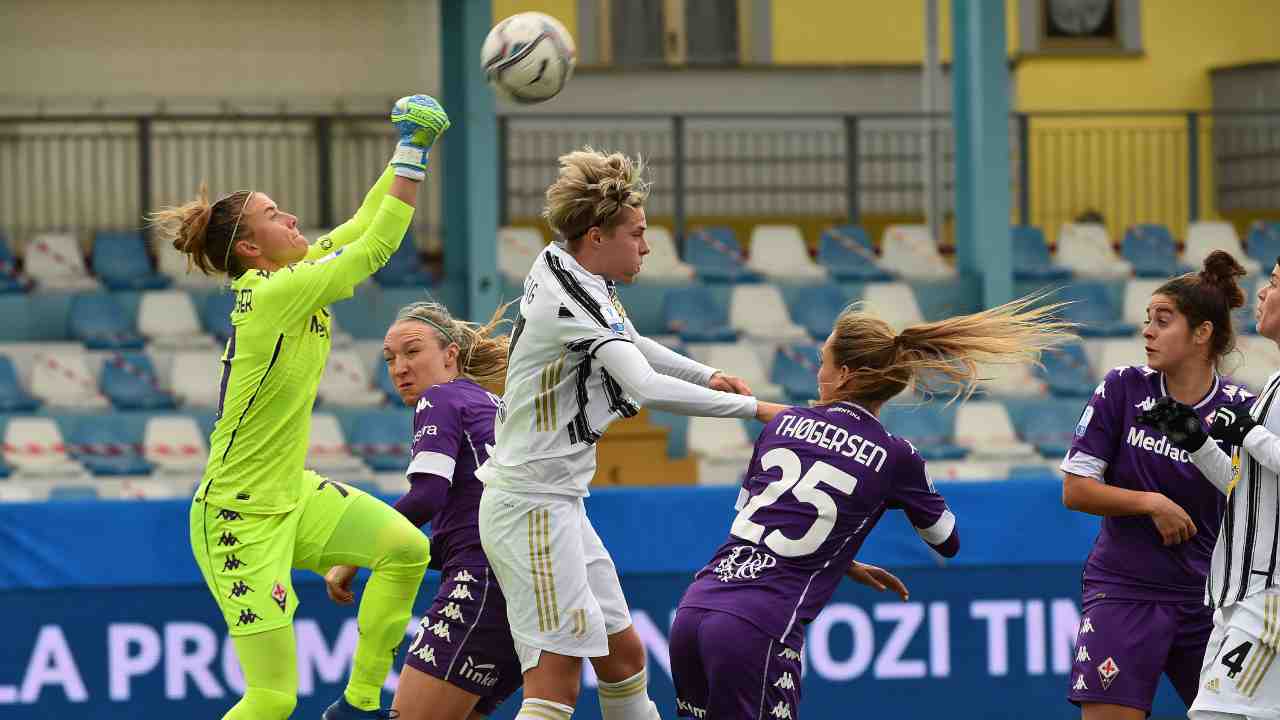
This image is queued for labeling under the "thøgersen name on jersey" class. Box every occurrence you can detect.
[774,414,888,472]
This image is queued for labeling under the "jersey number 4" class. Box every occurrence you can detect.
[730,447,858,558]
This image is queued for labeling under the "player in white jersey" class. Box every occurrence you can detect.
[476,148,785,720]
[1142,257,1280,720]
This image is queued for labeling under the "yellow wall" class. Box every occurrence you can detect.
[492,0,578,38]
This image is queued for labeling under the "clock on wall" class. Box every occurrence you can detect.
[1042,0,1121,48]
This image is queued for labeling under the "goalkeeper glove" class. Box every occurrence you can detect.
[390,94,450,181]
[1135,396,1208,452]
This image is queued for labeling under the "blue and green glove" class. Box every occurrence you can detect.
[390,94,450,181]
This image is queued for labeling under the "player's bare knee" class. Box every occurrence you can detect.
[593,629,646,682]
[525,655,583,707]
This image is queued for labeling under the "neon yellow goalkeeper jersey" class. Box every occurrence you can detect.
[196,166,413,513]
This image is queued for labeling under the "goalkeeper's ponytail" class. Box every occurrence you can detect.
[148,184,253,277]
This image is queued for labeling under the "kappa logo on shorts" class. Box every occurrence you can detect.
[227,581,252,599]
[222,554,245,572]
[412,644,437,667]
[1079,617,1095,635]
[1097,657,1120,690]
[217,532,239,547]
[677,699,707,719]
[236,609,261,626]
[441,602,465,623]
[271,582,288,613]
[454,569,477,583]
[215,509,242,521]
[774,672,796,690]
[448,584,475,601]
[459,656,500,689]
[428,620,451,641]
[1076,645,1091,663]
[769,701,793,719]
[713,545,778,582]
[777,647,801,662]
[1073,674,1088,691]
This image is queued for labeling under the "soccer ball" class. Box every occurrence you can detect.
[482,12,576,104]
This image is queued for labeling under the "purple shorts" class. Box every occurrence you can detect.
[1066,597,1212,713]
[402,564,522,716]
[670,606,803,720]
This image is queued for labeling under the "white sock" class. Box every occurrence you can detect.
[598,668,658,720]
[516,698,575,720]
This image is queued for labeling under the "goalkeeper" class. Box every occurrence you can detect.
[151,95,449,720]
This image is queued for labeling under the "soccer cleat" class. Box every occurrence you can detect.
[321,696,399,719]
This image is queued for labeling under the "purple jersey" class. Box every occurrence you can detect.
[1062,366,1251,602]
[679,401,957,649]
[408,379,500,567]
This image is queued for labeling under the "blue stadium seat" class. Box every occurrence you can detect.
[1011,226,1072,282]
[68,420,153,476]
[684,227,759,283]
[1247,221,1280,271]
[92,231,171,290]
[1004,397,1082,458]
[646,410,689,458]
[0,233,29,294]
[374,232,434,287]
[345,410,411,472]
[772,343,821,403]
[0,355,39,412]
[69,293,146,350]
[1039,344,1094,397]
[201,290,236,344]
[1121,225,1186,278]
[374,357,400,405]
[788,284,851,340]
[878,403,967,460]
[661,285,736,342]
[49,485,99,501]
[0,458,9,479]
[817,225,893,282]
[1059,282,1135,337]
[101,352,176,410]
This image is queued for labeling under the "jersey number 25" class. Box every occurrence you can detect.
[730,447,858,558]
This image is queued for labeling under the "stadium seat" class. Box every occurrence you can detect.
[1122,225,1186,278]
[878,403,967,460]
[346,410,411,472]
[729,284,809,342]
[49,484,99,501]
[661,285,736,342]
[688,416,754,486]
[102,352,176,410]
[695,343,785,402]
[1234,335,1280,391]
[1087,339,1147,382]
[1054,223,1133,279]
[318,350,384,407]
[308,413,369,476]
[636,226,695,281]
[69,292,145,350]
[200,290,235,344]
[817,225,893,282]
[0,355,40,412]
[1248,221,1280,272]
[879,225,955,279]
[772,343,821,403]
[143,416,208,475]
[170,351,224,407]
[0,233,30,293]
[3,417,87,477]
[30,349,110,408]
[1004,397,1082,459]
[498,226,545,283]
[953,401,1039,460]
[1236,276,1262,335]
[1184,221,1261,276]
[684,227,759,283]
[68,420,152,477]
[646,410,689,458]
[1059,281,1135,337]
[788,284,852,340]
[374,355,401,405]
[155,236,224,288]
[1039,344,1094,398]
[328,314,355,348]
[91,231,170,290]
[374,232,433,287]
[746,225,828,282]
[861,282,924,331]
[976,360,1047,397]
[24,232,100,291]
[1121,279,1166,326]
[138,290,215,348]
[1010,226,1072,282]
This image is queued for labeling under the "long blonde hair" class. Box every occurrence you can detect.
[825,293,1077,406]
[542,147,649,250]
[394,300,514,393]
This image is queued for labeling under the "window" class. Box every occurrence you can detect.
[1019,0,1142,56]
[587,0,763,67]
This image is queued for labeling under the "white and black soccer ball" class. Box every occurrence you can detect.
[482,12,576,104]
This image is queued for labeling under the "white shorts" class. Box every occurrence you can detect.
[477,485,632,672]
[1191,589,1280,719]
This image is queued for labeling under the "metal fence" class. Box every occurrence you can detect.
[1,109,1277,254]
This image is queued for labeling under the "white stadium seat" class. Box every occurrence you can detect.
[1184,221,1261,276]
[3,417,87,477]
[1086,338,1147,383]
[694,342,784,402]
[746,225,828,282]
[1054,223,1133,279]
[688,416,755,486]
[1233,335,1280,392]
[24,233,99,291]
[498,226,545,283]
[879,225,955,279]
[170,350,224,407]
[155,236,224,288]
[636,225,695,282]
[976,361,1046,397]
[143,416,208,475]
[30,349,110,408]
[138,290,216,349]
[1122,279,1166,326]
[318,350,384,407]
[308,413,369,476]
[953,401,1039,461]
[728,284,808,342]
[861,282,925,331]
